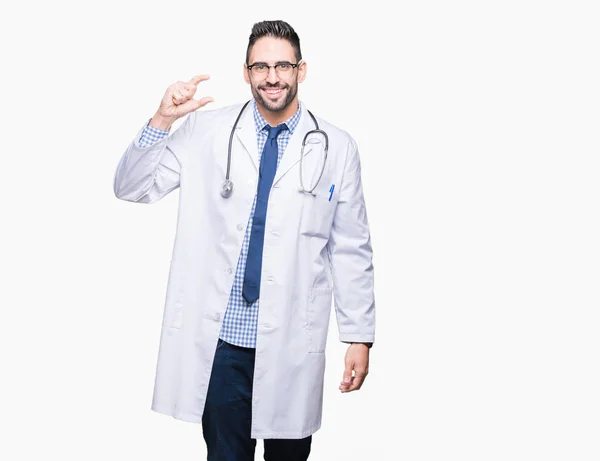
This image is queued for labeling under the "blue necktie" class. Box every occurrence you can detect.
[242,124,287,304]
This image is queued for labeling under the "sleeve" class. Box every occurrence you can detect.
[113,113,195,204]
[327,137,376,345]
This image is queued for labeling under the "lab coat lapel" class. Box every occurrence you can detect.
[273,104,314,187]
[233,103,259,172]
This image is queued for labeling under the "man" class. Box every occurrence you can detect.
[113,20,375,461]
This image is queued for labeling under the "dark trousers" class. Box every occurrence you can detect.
[202,339,312,461]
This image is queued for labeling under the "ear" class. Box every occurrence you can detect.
[243,62,250,84]
[297,60,307,84]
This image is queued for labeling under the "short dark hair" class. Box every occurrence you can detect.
[246,20,302,64]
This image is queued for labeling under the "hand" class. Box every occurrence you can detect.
[152,75,214,128]
[339,343,370,393]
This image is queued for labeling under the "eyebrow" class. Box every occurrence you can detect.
[250,60,294,65]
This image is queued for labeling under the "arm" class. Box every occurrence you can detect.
[113,74,213,203]
[327,138,375,393]
[328,138,375,345]
[113,112,195,204]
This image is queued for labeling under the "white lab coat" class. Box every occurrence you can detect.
[113,100,375,439]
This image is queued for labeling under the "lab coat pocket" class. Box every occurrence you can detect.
[161,260,185,329]
[306,286,333,353]
[299,193,336,240]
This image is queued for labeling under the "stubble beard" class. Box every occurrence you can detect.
[252,80,298,113]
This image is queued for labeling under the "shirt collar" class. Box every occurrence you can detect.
[252,98,302,135]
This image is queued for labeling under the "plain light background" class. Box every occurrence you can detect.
[1,0,599,460]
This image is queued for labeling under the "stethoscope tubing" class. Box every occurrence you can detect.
[222,100,328,198]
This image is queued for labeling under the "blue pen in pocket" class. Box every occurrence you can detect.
[328,184,335,201]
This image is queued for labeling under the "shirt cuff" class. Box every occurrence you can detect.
[342,341,373,349]
[137,119,170,148]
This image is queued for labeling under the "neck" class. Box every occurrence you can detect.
[257,98,299,127]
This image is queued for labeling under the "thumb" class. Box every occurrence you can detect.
[342,360,353,384]
[177,96,214,116]
[190,96,214,110]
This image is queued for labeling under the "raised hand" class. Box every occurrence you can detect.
[151,75,214,130]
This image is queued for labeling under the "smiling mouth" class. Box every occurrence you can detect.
[261,87,285,96]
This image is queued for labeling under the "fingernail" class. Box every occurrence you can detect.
[343,377,350,383]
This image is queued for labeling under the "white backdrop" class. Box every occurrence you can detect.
[1,0,599,460]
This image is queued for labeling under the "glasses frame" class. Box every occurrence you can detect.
[246,60,303,76]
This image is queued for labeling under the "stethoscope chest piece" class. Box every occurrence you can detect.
[221,179,234,198]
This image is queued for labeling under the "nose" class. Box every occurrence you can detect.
[266,66,280,84]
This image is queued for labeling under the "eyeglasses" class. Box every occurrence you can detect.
[246,60,302,77]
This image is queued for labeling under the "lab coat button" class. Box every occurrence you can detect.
[227,268,233,274]
[214,313,221,321]
[237,224,244,231]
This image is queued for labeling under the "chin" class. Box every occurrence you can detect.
[260,94,287,112]
[263,101,288,112]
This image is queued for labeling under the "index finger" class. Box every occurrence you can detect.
[189,74,210,85]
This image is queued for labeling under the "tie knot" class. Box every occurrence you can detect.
[267,124,286,140]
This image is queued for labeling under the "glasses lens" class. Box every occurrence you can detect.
[252,64,269,74]
[276,63,294,76]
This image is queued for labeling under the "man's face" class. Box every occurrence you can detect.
[244,37,306,113]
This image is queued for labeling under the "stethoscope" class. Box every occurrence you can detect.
[221,100,329,198]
